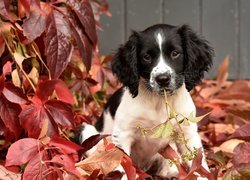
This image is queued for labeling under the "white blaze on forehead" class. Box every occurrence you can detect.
[156,33,163,51]
[149,32,174,88]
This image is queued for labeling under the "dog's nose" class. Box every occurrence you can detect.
[155,74,171,87]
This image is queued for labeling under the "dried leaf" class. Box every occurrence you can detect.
[216,56,229,84]
[0,165,21,180]
[76,145,124,175]
[217,139,244,154]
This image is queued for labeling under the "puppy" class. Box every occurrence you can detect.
[79,24,214,179]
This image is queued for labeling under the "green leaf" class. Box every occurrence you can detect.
[169,108,176,118]
[152,121,174,138]
[188,112,210,123]
[152,124,165,138]
[162,121,174,138]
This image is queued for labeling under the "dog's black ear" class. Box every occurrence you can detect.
[112,31,140,97]
[178,25,214,91]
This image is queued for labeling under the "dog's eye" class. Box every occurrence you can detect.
[171,50,180,59]
[143,54,152,63]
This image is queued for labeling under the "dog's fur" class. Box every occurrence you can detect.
[79,24,214,178]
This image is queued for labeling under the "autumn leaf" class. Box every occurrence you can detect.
[44,99,75,128]
[66,0,97,47]
[45,10,73,79]
[67,8,93,71]
[233,142,250,167]
[120,155,136,180]
[0,0,14,22]
[5,138,41,166]
[22,7,48,41]
[49,136,82,155]
[216,56,229,84]
[22,150,48,180]
[2,82,29,104]
[0,95,22,138]
[0,165,21,180]
[50,154,81,178]
[76,145,124,175]
[19,102,53,138]
[229,124,250,141]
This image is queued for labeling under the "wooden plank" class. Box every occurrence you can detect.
[239,0,250,79]
[163,0,200,32]
[98,0,125,55]
[202,0,239,79]
[126,0,162,38]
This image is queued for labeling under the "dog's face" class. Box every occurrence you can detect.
[137,25,185,94]
[112,24,214,97]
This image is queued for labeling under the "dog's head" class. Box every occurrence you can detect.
[112,24,214,97]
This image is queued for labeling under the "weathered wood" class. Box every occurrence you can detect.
[98,0,125,55]
[239,0,250,79]
[126,0,162,37]
[202,0,239,79]
[163,0,200,31]
[97,0,250,79]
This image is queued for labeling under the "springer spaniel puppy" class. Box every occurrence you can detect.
[79,24,213,179]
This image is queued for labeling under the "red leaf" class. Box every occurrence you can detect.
[0,95,22,138]
[67,9,93,71]
[81,134,109,151]
[184,148,212,180]
[136,168,152,180]
[19,103,51,138]
[49,137,82,155]
[44,99,75,128]
[45,10,73,79]
[105,170,123,180]
[229,124,250,141]
[36,79,58,103]
[66,0,97,47]
[0,75,4,92]
[233,142,250,166]
[159,145,179,160]
[19,0,40,12]
[0,0,14,22]
[54,79,75,105]
[87,169,100,180]
[23,8,48,41]
[5,138,41,166]
[3,83,29,104]
[2,61,12,76]
[22,150,48,179]
[50,154,80,177]
[120,155,136,180]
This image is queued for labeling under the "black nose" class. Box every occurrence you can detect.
[155,74,171,87]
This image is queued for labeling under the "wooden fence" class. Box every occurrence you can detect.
[98,0,250,79]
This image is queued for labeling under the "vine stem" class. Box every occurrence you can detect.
[3,36,36,91]
[31,43,51,80]
[163,89,192,153]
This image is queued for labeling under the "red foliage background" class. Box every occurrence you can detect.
[0,1,249,179]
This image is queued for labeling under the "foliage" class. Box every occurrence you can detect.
[192,57,250,179]
[0,0,250,179]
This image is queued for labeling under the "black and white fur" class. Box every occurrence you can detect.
[79,24,213,179]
